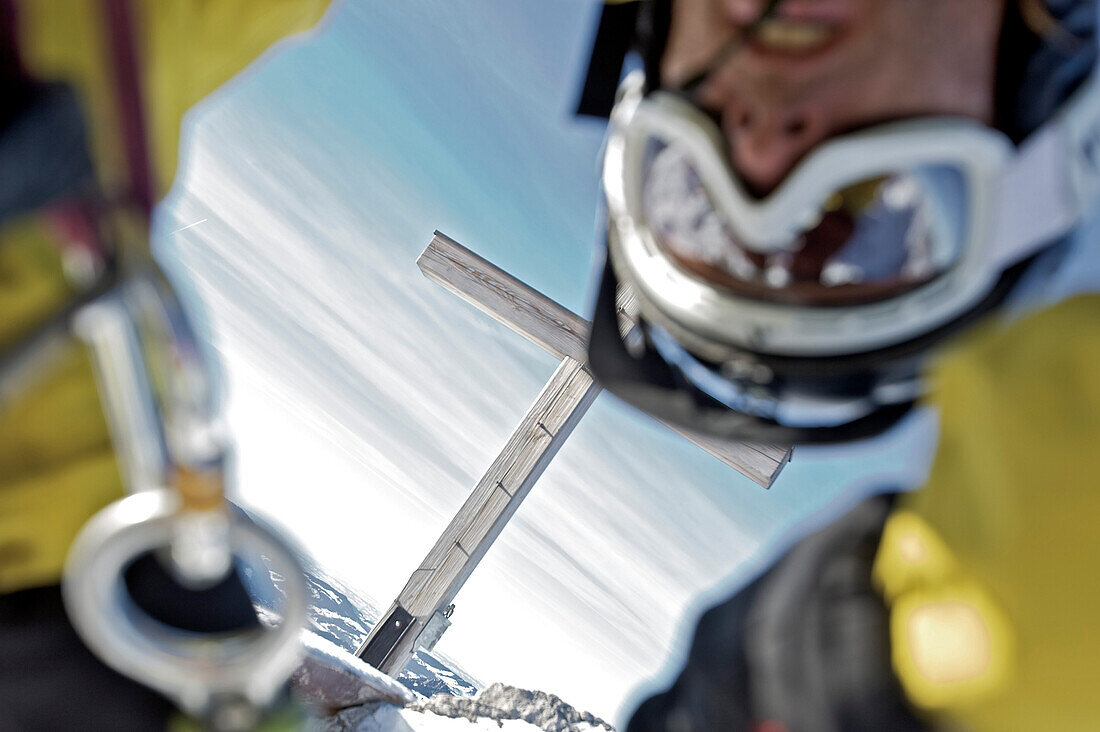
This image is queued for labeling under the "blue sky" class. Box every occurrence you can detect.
[157,0,937,723]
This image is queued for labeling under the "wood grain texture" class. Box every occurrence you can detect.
[667,426,791,489]
[419,232,791,487]
[364,233,795,675]
[457,485,513,556]
[396,357,599,619]
[418,232,589,363]
[402,546,470,617]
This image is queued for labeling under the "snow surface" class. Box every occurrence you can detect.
[310,683,612,732]
[244,558,481,700]
[313,704,547,731]
[295,630,415,710]
[314,704,608,732]
[410,684,613,731]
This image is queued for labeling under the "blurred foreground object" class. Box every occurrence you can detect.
[2,0,328,727]
[64,488,309,726]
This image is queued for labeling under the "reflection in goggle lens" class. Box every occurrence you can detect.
[640,140,967,306]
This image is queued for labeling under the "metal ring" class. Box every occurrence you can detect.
[62,488,308,717]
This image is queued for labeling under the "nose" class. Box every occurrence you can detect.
[725,100,830,195]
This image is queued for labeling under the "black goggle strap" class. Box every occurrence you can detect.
[587,256,915,444]
[588,254,784,435]
[577,0,674,118]
[589,250,713,411]
[576,1,645,118]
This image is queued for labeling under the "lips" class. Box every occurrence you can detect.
[727,0,858,25]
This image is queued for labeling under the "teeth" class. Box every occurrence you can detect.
[754,19,835,52]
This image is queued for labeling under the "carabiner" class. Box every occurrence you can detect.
[62,488,309,728]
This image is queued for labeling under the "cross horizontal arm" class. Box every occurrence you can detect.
[418,232,589,363]
[418,232,792,488]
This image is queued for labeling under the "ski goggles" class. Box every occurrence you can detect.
[602,73,1097,359]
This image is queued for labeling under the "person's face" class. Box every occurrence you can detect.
[661,0,1008,195]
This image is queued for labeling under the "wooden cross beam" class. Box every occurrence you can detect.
[356,232,791,675]
[417,232,791,483]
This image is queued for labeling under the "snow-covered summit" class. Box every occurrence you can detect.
[241,548,481,700]
[312,682,614,732]
[411,683,614,732]
[241,545,611,730]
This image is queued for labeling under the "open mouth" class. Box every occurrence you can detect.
[748,17,842,56]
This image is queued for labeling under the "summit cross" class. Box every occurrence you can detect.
[356,232,791,674]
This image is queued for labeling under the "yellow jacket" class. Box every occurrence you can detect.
[875,294,1100,730]
[0,0,328,594]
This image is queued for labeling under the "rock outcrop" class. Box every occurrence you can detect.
[410,683,614,732]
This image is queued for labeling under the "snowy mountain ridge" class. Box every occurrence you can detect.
[241,548,481,700]
[314,682,615,732]
[410,684,614,731]
[239,541,614,730]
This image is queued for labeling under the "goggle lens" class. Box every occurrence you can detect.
[640,139,968,306]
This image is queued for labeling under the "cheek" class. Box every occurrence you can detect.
[662,0,736,87]
[871,0,1003,117]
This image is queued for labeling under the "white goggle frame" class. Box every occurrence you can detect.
[603,72,1100,357]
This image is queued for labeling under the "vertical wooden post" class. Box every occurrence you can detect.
[358,357,599,672]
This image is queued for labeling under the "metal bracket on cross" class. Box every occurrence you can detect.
[355,232,791,675]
